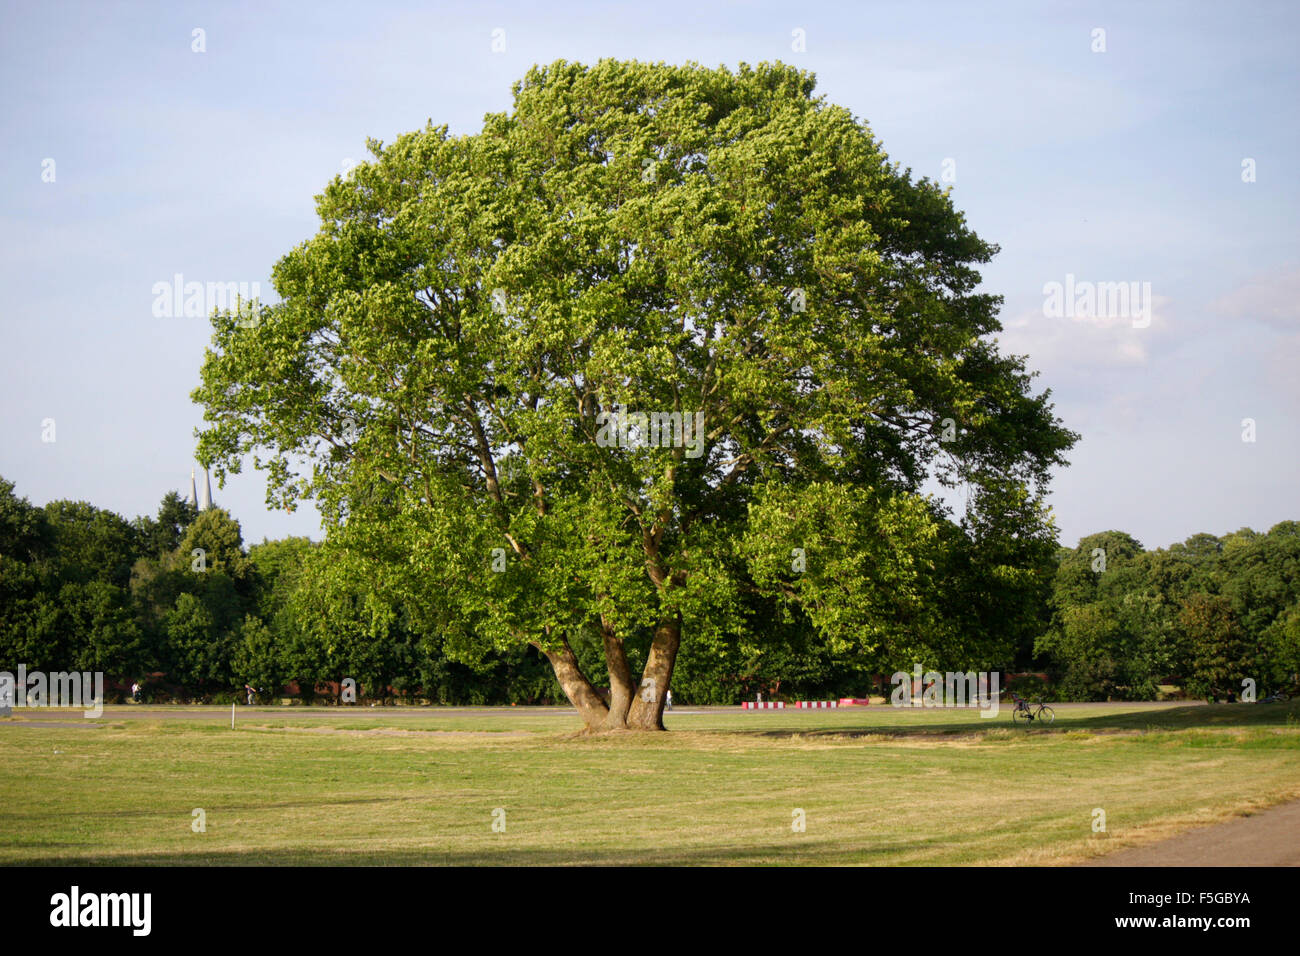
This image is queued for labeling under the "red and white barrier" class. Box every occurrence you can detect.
[742,698,872,709]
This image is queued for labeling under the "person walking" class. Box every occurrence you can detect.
[244,683,256,706]
[131,681,141,703]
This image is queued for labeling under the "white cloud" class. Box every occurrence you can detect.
[994,293,1174,375]
[1211,265,1300,331]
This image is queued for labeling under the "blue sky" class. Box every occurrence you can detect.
[2,0,1297,550]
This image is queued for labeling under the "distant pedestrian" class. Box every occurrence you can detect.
[245,683,256,706]
[665,689,673,711]
[131,681,141,703]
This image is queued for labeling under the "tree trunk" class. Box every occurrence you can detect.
[627,615,681,731]
[536,637,609,731]
[601,616,634,730]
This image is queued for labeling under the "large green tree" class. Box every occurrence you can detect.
[194,60,1075,730]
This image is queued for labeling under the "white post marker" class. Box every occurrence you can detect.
[231,702,235,730]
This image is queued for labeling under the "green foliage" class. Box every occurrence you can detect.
[1037,523,1300,701]
[179,508,252,581]
[0,481,147,678]
[1036,532,1159,700]
[742,482,954,670]
[42,500,139,589]
[0,478,57,670]
[1180,593,1256,702]
[232,615,280,697]
[131,491,198,559]
[1262,602,1300,693]
[163,592,222,687]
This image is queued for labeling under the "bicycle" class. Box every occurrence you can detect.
[1010,692,1054,725]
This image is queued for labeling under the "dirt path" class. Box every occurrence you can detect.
[1085,800,1300,866]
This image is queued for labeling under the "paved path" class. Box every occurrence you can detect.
[1086,799,1300,866]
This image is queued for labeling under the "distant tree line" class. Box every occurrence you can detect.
[0,477,559,704]
[1,475,1296,703]
[1035,526,1300,701]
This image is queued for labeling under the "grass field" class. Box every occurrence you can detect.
[2,701,1298,865]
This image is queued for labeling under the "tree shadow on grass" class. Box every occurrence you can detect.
[0,795,405,824]
[733,700,1300,741]
[9,834,1007,867]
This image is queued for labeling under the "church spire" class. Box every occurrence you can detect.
[200,468,213,511]
[188,467,198,509]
